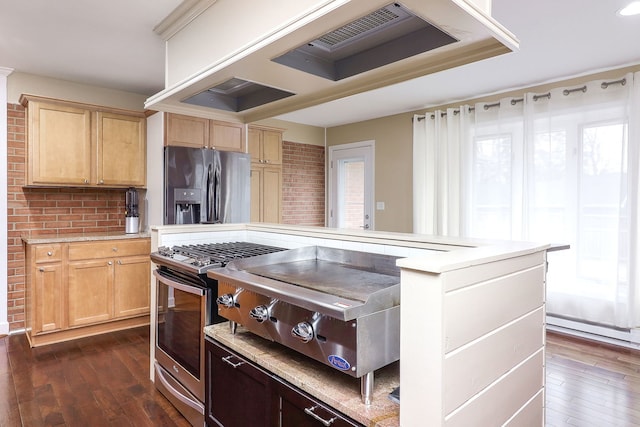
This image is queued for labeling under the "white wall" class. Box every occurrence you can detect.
[7,72,147,110]
[0,67,13,335]
[146,112,165,230]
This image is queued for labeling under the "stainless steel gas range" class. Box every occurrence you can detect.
[150,242,286,427]
[207,245,401,405]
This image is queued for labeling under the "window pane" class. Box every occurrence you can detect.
[577,123,626,286]
[471,135,512,239]
[337,159,364,229]
[530,130,567,239]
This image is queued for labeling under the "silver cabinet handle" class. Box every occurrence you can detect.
[47,251,53,256]
[84,179,89,184]
[221,355,245,369]
[107,261,113,266]
[117,260,122,265]
[303,406,336,426]
[38,268,44,272]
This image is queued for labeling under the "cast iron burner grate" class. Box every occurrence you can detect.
[171,242,286,267]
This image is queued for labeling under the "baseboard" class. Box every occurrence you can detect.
[547,316,640,350]
[0,320,9,336]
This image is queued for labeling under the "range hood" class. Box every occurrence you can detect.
[147,0,518,123]
[272,3,457,81]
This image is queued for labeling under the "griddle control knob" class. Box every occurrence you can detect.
[216,294,234,308]
[291,322,314,343]
[249,305,269,323]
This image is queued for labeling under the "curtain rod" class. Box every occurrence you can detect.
[414,76,629,121]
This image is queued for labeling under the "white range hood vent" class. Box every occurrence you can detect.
[183,77,295,112]
[272,2,458,81]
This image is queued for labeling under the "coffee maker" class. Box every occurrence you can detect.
[125,187,139,234]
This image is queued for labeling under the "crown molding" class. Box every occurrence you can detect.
[153,0,218,40]
[0,67,14,77]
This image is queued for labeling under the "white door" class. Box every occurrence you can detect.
[328,141,374,230]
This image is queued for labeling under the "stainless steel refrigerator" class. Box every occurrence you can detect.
[164,146,251,224]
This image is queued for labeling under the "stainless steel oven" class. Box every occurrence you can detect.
[151,242,286,427]
[154,268,211,426]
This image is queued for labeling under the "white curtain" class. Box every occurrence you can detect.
[414,72,640,329]
[413,107,471,236]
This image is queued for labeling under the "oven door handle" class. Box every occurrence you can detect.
[154,364,204,414]
[153,270,207,296]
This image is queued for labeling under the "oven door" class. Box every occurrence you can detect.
[154,269,210,404]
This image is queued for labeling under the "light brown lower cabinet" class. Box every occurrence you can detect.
[250,165,282,223]
[25,238,151,347]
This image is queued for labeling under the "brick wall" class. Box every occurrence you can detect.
[6,103,127,332]
[282,141,325,226]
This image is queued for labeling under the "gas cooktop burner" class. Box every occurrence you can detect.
[152,241,287,275]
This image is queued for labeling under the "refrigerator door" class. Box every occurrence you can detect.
[164,146,207,225]
[217,151,251,223]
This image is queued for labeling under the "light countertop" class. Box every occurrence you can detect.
[205,323,400,427]
[21,231,151,244]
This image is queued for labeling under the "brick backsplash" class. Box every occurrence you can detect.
[5,104,325,332]
[6,103,127,332]
[282,141,325,226]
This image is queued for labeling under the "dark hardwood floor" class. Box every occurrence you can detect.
[0,327,639,426]
[0,326,189,427]
[545,331,640,427]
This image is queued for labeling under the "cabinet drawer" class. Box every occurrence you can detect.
[68,239,150,260]
[34,244,63,263]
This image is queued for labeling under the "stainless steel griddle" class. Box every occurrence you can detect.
[207,246,401,405]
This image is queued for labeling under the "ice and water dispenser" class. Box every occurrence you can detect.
[174,188,201,224]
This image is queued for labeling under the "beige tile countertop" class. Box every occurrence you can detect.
[205,323,400,427]
[21,231,151,244]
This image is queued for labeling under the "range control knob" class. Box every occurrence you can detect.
[291,322,314,343]
[216,294,234,308]
[249,305,269,323]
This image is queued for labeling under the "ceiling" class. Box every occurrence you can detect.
[2,0,640,128]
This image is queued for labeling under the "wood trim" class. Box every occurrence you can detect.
[19,94,145,117]
[25,316,150,347]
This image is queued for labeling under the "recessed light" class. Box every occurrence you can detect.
[619,1,640,16]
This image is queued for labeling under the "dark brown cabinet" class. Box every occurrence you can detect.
[205,337,362,427]
[274,378,360,427]
[205,338,273,426]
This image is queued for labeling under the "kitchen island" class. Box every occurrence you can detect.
[150,223,548,426]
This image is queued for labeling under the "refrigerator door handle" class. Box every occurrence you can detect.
[205,153,222,223]
[213,159,221,222]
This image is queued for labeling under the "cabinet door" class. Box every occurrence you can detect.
[113,255,150,318]
[165,113,209,148]
[28,101,92,185]
[263,167,282,223]
[250,166,282,223]
[250,167,262,222]
[248,127,262,163]
[274,379,361,427]
[205,339,273,427]
[67,259,113,327]
[210,120,244,152]
[97,112,146,187]
[261,130,282,165]
[33,263,64,334]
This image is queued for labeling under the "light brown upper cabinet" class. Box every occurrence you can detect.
[164,113,245,152]
[21,95,146,188]
[248,126,282,165]
[248,125,284,223]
